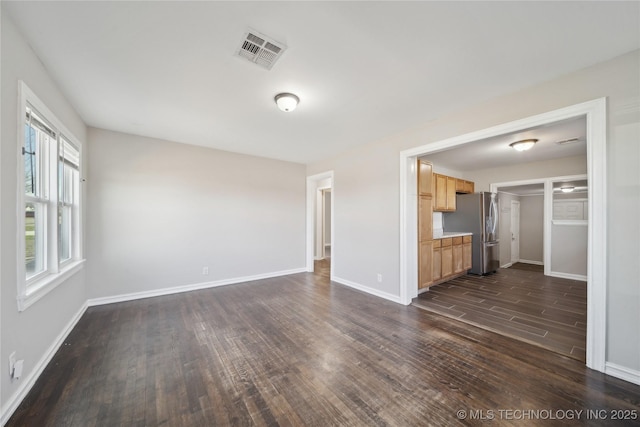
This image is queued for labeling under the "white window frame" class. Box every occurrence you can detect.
[17,81,85,311]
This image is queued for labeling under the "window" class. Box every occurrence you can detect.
[18,82,84,311]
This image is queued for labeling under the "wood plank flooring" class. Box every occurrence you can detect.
[413,263,587,362]
[8,261,640,426]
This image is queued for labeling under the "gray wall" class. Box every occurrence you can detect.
[307,50,640,373]
[551,224,588,276]
[519,195,544,263]
[87,128,306,299]
[1,12,88,414]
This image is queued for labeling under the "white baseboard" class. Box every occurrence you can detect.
[605,362,640,386]
[87,268,307,307]
[332,276,402,304]
[501,262,513,268]
[518,259,544,265]
[548,271,587,282]
[1,301,88,426]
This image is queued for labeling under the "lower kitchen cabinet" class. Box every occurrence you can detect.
[452,236,464,274]
[432,239,442,281]
[441,238,453,277]
[428,235,473,288]
[463,235,472,270]
[419,240,433,289]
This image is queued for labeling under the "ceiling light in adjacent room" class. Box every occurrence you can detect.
[275,93,299,112]
[561,186,575,193]
[509,138,538,152]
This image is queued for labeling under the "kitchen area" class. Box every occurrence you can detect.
[414,157,587,363]
[417,159,499,292]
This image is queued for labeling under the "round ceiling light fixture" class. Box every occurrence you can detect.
[560,186,575,193]
[274,92,300,112]
[509,138,538,152]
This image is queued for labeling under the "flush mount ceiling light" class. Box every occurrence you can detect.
[509,138,538,152]
[274,93,299,112]
[561,186,575,193]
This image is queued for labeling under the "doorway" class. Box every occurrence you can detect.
[322,189,332,259]
[510,200,520,264]
[400,98,607,372]
[306,171,334,277]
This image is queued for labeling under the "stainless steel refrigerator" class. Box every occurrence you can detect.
[444,192,500,275]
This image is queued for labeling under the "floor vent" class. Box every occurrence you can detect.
[236,29,287,70]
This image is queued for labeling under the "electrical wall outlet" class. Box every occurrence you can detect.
[202,267,209,275]
[9,352,15,377]
[14,360,24,379]
[377,273,382,283]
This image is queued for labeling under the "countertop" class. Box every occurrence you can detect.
[433,231,473,239]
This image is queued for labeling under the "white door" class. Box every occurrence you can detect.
[511,200,520,264]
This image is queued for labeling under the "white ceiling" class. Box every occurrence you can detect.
[4,1,639,164]
[423,115,587,171]
[498,179,588,197]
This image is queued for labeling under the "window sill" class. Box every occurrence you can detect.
[18,259,86,311]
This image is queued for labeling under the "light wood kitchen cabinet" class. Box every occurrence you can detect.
[456,179,475,194]
[434,173,468,212]
[452,236,464,274]
[417,159,434,290]
[441,238,453,277]
[463,235,472,270]
[446,176,457,211]
[432,239,442,281]
[429,234,472,286]
[418,195,433,242]
[434,173,448,211]
[418,160,433,196]
[419,240,434,289]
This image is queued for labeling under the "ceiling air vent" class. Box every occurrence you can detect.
[556,137,580,145]
[236,29,287,70]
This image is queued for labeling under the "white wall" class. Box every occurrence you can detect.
[1,12,88,418]
[520,195,544,263]
[307,50,640,374]
[607,112,640,371]
[86,128,306,300]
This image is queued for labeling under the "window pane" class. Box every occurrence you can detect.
[59,137,79,204]
[24,124,37,195]
[59,205,71,262]
[25,203,45,277]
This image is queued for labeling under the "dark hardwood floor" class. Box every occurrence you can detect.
[8,260,640,426]
[413,263,587,362]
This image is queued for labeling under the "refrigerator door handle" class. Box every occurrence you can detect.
[491,199,498,235]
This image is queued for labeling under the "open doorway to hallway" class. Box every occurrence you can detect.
[306,171,334,278]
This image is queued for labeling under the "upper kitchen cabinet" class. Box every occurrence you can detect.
[418,160,433,196]
[455,179,475,194]
[434,173,475,211]
[434,173,456,212]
